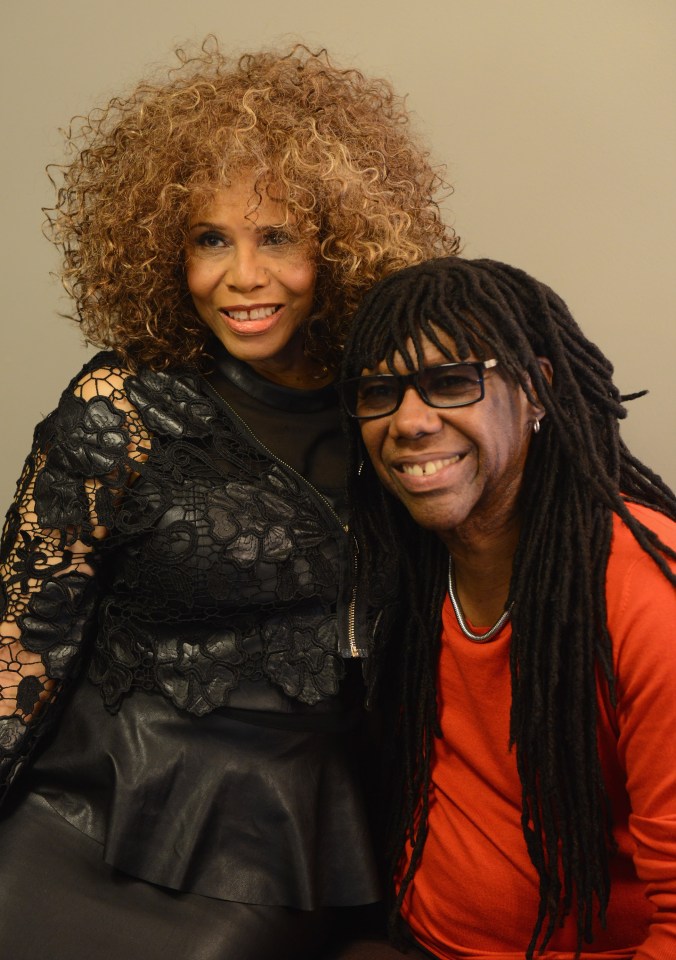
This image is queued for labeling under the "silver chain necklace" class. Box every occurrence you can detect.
[447,557,513,643]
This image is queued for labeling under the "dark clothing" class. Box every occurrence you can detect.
[0,348,378,956]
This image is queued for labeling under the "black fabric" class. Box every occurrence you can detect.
[0,351,361,781]
[207,341,339,414]
[0,349,379,927]
[205,344,348,519]
[0,793,335,960]
[26,677,377,907]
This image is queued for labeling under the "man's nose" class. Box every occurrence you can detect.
[388,384,443,438]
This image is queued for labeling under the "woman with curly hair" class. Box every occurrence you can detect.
[0,40,457,960]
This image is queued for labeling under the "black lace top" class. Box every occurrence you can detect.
[0,349,378,908]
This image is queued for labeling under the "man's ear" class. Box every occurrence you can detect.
[522,358,553,428]
[536,356,553,388]
[522,357,553,404]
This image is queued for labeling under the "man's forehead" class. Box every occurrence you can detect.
[362,329,470,374]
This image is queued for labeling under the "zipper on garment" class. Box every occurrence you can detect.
[347,537,359,658]
[211,390,344,528]
[205,385,361,656]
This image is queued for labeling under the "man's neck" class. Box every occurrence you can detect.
[442,519,520,628]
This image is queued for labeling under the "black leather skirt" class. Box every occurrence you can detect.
[0,677,380,959]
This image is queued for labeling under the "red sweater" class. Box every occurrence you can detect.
[401,504,676,959]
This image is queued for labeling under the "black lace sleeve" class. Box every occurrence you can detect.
[0,356,151,798]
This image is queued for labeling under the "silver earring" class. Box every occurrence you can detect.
[533,419,541,434]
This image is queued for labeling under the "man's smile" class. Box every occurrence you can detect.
[398,455,463,478]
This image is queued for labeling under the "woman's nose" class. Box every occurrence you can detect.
[224,246,267,291]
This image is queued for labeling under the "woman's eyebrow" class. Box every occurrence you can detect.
[188,220,223,230]
[188,220,287,231]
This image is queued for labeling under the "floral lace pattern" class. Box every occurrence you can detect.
[0,353,347,792]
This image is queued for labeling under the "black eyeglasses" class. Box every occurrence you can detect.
[339,359,499,420]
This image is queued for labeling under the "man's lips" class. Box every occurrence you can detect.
[386,453,472,493]
[395,454,463,478]
[398,455,463,477]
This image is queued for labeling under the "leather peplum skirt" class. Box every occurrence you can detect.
[13,676,379,908]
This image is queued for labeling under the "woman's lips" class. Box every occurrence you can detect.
[218,304,283,336]
[224,305,279,321]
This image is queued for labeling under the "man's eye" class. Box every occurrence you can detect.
[358,380,397,403]
[429,371,476,395]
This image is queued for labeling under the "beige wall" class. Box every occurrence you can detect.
[2,0,675,507]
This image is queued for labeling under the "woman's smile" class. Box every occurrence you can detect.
[186,177,318,386]
[217,303,286,336]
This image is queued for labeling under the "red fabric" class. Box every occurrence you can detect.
[400,504,676,959]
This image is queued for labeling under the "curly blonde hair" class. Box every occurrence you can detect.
[46,38,459,370]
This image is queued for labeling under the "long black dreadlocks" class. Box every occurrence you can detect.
[341,257,676,957]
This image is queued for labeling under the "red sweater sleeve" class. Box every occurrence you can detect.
[606,506,676,960]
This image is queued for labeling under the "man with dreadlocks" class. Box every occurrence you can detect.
[336,257,676,960]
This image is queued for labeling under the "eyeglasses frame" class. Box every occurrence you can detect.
[340,358,500,421]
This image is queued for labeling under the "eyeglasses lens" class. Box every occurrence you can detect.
[421,366,482,406]
[348,379,396,418]
[349,364,482,418]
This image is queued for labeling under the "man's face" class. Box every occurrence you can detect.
[358,332,545,550]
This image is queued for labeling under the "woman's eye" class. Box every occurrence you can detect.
[262,229,292,246]
[194,231,227,248]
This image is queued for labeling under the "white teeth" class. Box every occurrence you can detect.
[401,457,459,477]
[225,306,279,321]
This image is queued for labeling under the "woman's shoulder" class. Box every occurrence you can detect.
[57,350,133,405]
[52,351,218,441]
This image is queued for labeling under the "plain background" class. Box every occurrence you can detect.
[2,0,675,508]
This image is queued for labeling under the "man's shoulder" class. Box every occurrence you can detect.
[611,501,676,561]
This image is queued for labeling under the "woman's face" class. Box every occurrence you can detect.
[186,178,318,387]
